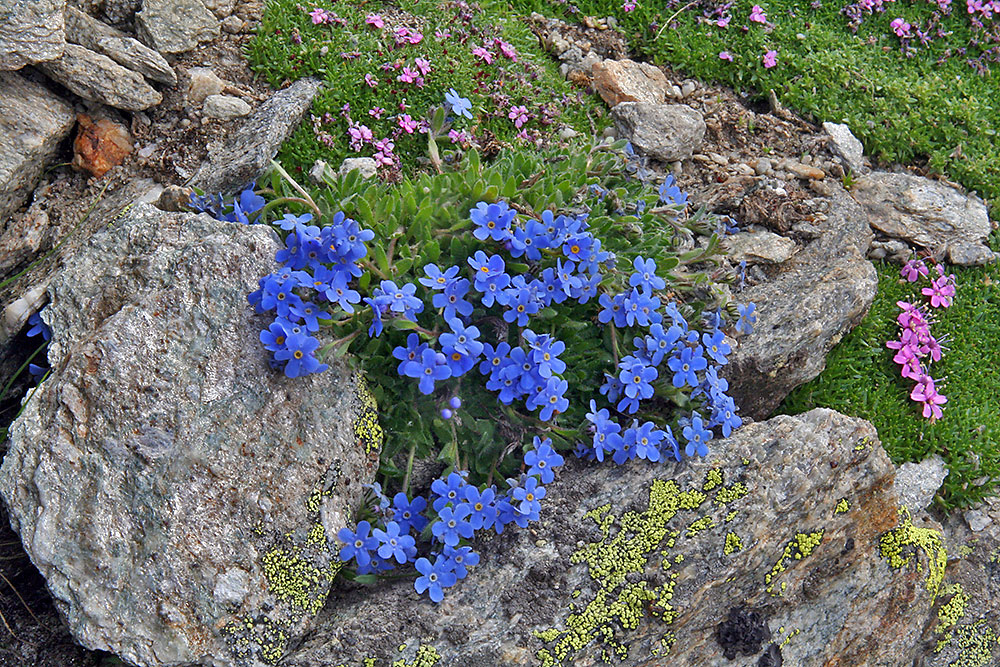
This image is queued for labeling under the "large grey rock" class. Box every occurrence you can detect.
[64,6,176,86]
[284,409,940,666]
[37,43,162,111]
[0,204,382,667]
[852,171,996,266]
[611,102,705,162]
[822,122,866,175]
[136,0,220,55]
[0,71,75,222]
[724,182,877,420]
[894,456,948,513]
[591,59,669,107]
[188,78,322,194]
[0,0,65,71]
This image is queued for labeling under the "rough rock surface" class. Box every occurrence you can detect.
[724,182,877,420]
[102,0,142,23]
[591,59,669,107]
[611,101,705,162]
[0,71,76,222]
[63,6,176,86]
[285,409,940,666]
[338,157,378,179]
[187,65,226,104]
[136,0,221,55]
[0,205,382,667]
[0,0,65,71]
[894,456,948,513]
[37,43,162,111]
[71,113,133,177]
[852,171,996,266]
[723,228,798,265]
[822,122,867,175]
[188,77,322,194]
[203,93,251,120]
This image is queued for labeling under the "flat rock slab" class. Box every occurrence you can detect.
[852,171,996,266]
[285,409,939,666]
[723,228,798,265]
[0,0,65,70]
[611,101,705,163]
[188,77,322,194]
[591,59,669,107]
[37,43,162,111]
[0,71,76,222]
[64,5,176,86]
[724,182,876,420]
[0,205,382,667]
[136,0,220,55]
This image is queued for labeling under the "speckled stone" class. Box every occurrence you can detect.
[0,205,381,667]
[37,43,162,111]
[610,101,705,162]
[63,6,176,86]
[0,0,65,70]
[283,409,939,667]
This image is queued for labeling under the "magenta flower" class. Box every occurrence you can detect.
[415,57,432,75]
[922,275,956,308]
[448,129,468,144]
[763,50,778,68]
[364,73,378,88]
[719,51,734,61]
[496,40,517,60]
[365,13,385,28]
[398,114,418,134]
[368,106,385,119]
[395,27,423,45]
[750,4,767,22]
[435,29,452,40]
[890,18,912,38]
[508,105,529,128]
[623,1,637,10]
[901,258,929,282]
[717,17,731,27]
[309,7,331,24]
[472,46,493,64]
[397,66,419,84]
[910,376,947,421]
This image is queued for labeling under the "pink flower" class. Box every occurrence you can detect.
[623,1,637,10]
[309,7,330,24]
[395,27,423,45]
[415,57,432,75]
[508,105,529,128]
[749,4,767,22]
[435,29,452,40]
[397,67,419,84]
[910,376,947,421]
[373,138,395,166]
[890,18,912,38]
[762,49,778,68]
[717,16,731,27]
[472,46,493,64]
[496,40,517,60]
[901,258,929,282]
[365,13,385,29]
[719,51,734,61]
[347,123,373,151]
[398,114,418,134]
[364,73,378,88]
[448,129,468,144]
[922,275,956,308]
[369,106,385,119]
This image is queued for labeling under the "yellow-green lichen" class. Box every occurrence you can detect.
[724,510,738,523]
[714,482,748,506]
[742,457,750,465]
[989,547,1000,564]
[686,516,715,537]
[780,628,801,648]
[703,469,723,491]
[571,589,581,599]
[307,522,326,546]
[261,547,337,614]
[535,628,562,643]
[834,498,850,515]
[936,583,970,635]
[307,487,324,513]
[936,618,1000,666]
[878,507,947,599]
[765,529,826,595]
[534,479,706,666]
[391,645,442,667]
[724,532,743,555]
[353,375,383,455]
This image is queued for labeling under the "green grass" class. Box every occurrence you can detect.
[513,0,1000,216]
[782,257,1000,508]
[246,0,610,176]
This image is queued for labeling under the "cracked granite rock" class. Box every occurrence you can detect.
[0,204,381,667]
[283,409,939,667]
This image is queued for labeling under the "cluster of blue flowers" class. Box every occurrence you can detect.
[190,181,266,225]
[337,436,564,601]
[245,211,375,377]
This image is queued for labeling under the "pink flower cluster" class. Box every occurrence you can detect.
[890,17,913,37]
[886,258,957,422]
[750,4,768,23]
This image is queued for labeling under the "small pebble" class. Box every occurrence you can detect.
[754,158,772,176]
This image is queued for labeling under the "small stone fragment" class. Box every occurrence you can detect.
[964,510,992,532]
[338,157,378,180]
[590,59,669,107]
[202,93,251,120]
[37,44,163,111]
[753,157,772,176]
[724,229,798,265]
[823,121,866,175]
[220,15,244,33]
[136,0,220,55]
[187,66,226,104]
[155,184,194,212]
[72,113,134,177]
[0,201,51,278]
[786,161,826,180]
[894,456,948,513]
[611,101,706,162]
